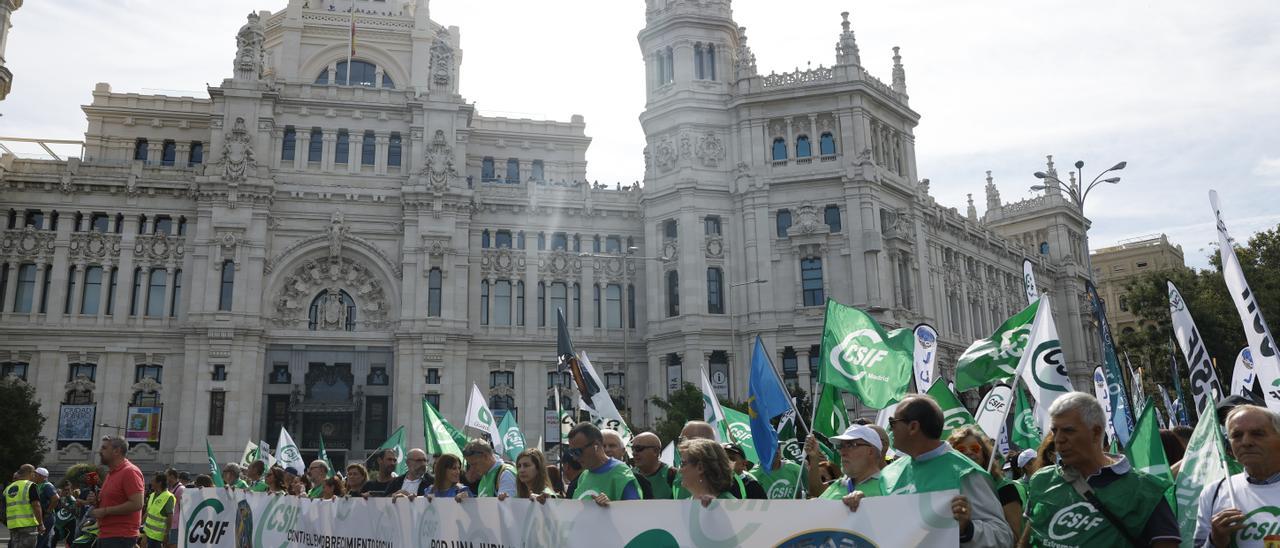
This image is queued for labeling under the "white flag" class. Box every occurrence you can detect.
[1232,347,1258,397]
[465,384,505,457]
[577,352,633,447]
[912,324,939,393]
[1169,281,1229,416]
[974,384,1013,441]
[699,366,727,441]
[1022,258,1039,304]
[658,441,675,467]
[1092,367,1118,441]
[274,427,304,476]
[1018,296,1074,434]
[1125,354,1147,413]
[1210,190,1280,411]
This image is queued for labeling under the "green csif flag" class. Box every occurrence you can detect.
[819,299,915,409]
[1126,402,1173,485]
[375,426,409,476]
[422,397,463,459]
[318,438,335,478]
[497,411,527,461]
[443,416,469,450]
[811,383,850,462]
[925,379,975,441]
[1011,382,1042,451]
[719,406,761,465]
[955,300,1038,391]
[1174,395,1231,548]
[776,412,804,464]
[206,440,225,487]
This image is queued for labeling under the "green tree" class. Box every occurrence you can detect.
[1117,224,1280,399]
[0,378,50,483]
[647,382,747,446]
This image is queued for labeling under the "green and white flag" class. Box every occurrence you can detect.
[206,440,225,487]
[443,416,469,450]
[374,426,409,476]
[812,383,850,462]
[1018,296,1073,434]
[1125,402,1171,482]
[275,427,305,476]
[720,406,761,465]
[553,388,572,445]
[318,438,335,478]
[699,367,728,441]
[1174,395,1232,548]
[497,411,526,461]
[819,299,915,409]
[422,397,463,459]
[925,379,975,441]
[240,441,259,468]
[465,384,505,456]
[776,411,804,464]
[955,300,1038,391]
[1010,382,1042,451]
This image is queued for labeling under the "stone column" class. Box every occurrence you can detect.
[321,129,337,171]
[349,132,363,174]
[162,265,177,318]
[68,263,87,317]
[374,132,389,175]
[296,131,311,170]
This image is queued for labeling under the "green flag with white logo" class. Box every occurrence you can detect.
[374,426,408,476]
[497,411,526,461]
[819,299,916,409]
[1010,382,1042,451]
[719,406,760,465]
[812,383,850,462]
[318,438,335,478]
[955,300,1039,392]
[1174,395,1231,548]
[924,379,975,441]
[422,397,463,459]
[1125,401,1172,483]
[206,440,225,487]
[775,411,805,465]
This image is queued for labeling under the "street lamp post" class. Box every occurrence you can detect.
[1031,159,1126,286]
[727,278,767,400]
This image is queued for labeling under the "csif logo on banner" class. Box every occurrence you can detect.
[184,498,231,545]
[983,394,1008,414]
[829,329,891,382]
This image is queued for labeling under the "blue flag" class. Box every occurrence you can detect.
[748,336,791,472]
[1086,281,1135,446]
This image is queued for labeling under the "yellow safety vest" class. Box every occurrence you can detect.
[143,490,175,541]
[4,479,38,529]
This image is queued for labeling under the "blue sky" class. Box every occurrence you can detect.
[4,0,1277,268]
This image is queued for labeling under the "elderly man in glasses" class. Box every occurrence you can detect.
[462,440,517,498]
[814,424,886,510]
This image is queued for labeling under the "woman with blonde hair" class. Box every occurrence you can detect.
[515,448,558,500]
[947,425,1024,535]
[677,438,737,506]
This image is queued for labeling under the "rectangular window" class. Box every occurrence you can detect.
[495,230,512,249]
[39,265,51,313]
[801,257,824,306]
[281,128,296,161]
[218,261,235,311]
[308,128,323,162]
[628,284,636,328]
[134,138,149,161]
[13,263,36,313]
[23,209,43,229]
[516,281,525,326]
[824,205,842,233]
[91,213,110,233]
[135,364,162,384]
[704,216,721,235]
[506,158,520,182]
[361,131,376,165]
[266,395,290,441]
[364,396,388,449]
[336,130,350,164]
[208,391,226,435]
[494,280,512,326]
[63,266,77,314]
[532,160,544,181]
[426,368,441,384]
[777,209,792,238]
[706,267,724,314]
[605,236,622,253]
[666,270,679,317]
[189,142,204,166]
[427,268,442,317]
[538,282,546,327]
[551,232,568,251]
[68,363,96,382]
[606,284,622,329]
[663,219,677,239]
[269,363,291,384]
[146,268,167,316]
[170,269,182,317]
[82,266,103,315]
[480,281,490,326]
[388,132,402,167]
[212,364,227,381]
[481,157,495,181]
[0,264,7,311]
[550,282,567,325]
[106,267,117,315]
[573,283,581,327]
[594,285,602,328]
[153,215,172,235]
[425,393,441,409]
[1,362,28,381]
[161,140,177,166]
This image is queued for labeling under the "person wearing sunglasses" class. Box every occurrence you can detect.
[630,432,676,500]
[462,439,517,499]
[879,395,1013,547]
[567,423,641,506]
[815,424,885,509]
[947,426,1024,537]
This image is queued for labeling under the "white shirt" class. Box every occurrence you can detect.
[400,477,422,495]
[1194,472,1280,547]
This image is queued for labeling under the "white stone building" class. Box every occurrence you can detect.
[0,0,1099,472]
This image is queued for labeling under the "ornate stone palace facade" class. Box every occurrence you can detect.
[0,0,1099,471]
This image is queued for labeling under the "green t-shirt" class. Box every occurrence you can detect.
[819,475,885,499]
[1024,464,1168,547]
[233,479,249,489]
[635,463,675,500]
[250,480,268,492]
[573,459,640,501]
[307,485,323,498]
[750,460,807,499]
[476,463,516,498]
[880,447,989,495]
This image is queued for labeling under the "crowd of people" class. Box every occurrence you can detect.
[6,392,1280,547]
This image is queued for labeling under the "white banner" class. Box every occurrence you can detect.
[1211,190,1280,411]
[180,489,960,547]
[1232,347,1258,398]
[1022,258,1039,304]
[1093,367,1117,441]
[1169,281,1227,415]
[913,324,939,393]
[974,385,1012,440]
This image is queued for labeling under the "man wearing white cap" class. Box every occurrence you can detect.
[814,424,885,511]
[33,466,59,548]
[1016,449,1038,479]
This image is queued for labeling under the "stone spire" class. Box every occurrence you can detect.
[891,46,907,94]
[985,170,1002,212]
[966,193,978,221]
[735,26,758,79]
[1043,154,1062,196]
[835,12,861,66]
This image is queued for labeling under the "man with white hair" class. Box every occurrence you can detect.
[1194,404,1280,548]
[1020,392,1179,547]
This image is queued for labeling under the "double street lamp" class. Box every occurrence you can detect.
[1030,159,1127,285]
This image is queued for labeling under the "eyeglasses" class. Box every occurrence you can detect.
[887,417,911,427]
[837,441,875,451]
[562,446,586,460]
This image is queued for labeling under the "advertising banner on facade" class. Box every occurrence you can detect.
[57,404,96,442]
[126,406,162,442]
[180,489,959,547]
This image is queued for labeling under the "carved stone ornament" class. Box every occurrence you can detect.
[696,132,725,167]
[662,241,679,263]
[131,377,162,395]
[423,237,452,257]
[69,232,122,262]
[591,256,638,283]
[429,30,456,91]
[59,172,75,194]
[273,256,391,330]
[705,236,724,258]
[326,210,349,260]
[133,233,184,264]
[481,248,525,278]
[316,287,349,330]
[653,135,677,171]
[234,12,265,78]
[792,203,824,235]
[419,130,458,191]
[220,117,256,182]
[65,375,96,394]
[539,251,581,279]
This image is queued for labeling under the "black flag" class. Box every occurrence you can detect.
[557,308,600,401]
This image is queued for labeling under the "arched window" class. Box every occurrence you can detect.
[308,290,356,331]
[666,270,680,317]
[317,60,390,88]
[481,157,495,181]
[772,138,787,161]
[801,258,824,306]
[776,209,792,238]
[218,260,235,311]
[427,268,442,317]
[796,135,812,158]
[819,132,837,156]
[706,267,724,314]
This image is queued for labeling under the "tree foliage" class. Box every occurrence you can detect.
[647,382,747,446]
[0,378,50,483]
[1117,224,1280,396]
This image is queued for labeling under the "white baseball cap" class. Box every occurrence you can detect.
[830,424,883,454]
[34,467,49,478]
[1017,449,1037,469]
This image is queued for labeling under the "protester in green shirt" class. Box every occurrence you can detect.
[463,439,517,498]
[721,443,767,499]
[814,424,886,509]
[678,438,739,506]
[567,422,641,506]
[306,460,330,498]
[751,449,808,499]
[245,460,269,492]
[221,463,249,489]
[630,432,677,500]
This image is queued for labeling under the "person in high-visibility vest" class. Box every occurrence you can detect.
[5,464,45,548]
[141,473,174,548]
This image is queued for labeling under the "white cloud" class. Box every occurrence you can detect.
[1253,157,1280,177]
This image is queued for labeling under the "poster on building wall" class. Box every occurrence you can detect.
[126,406,163,442]
[57,404,97,442]
[667,364,683,395]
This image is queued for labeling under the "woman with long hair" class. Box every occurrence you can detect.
[264,467,288,495]
[319,477,346,500]
[515,448,558,499]
[947,426,1024,535]
[428,454,473,499]
[678,438,737,506]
